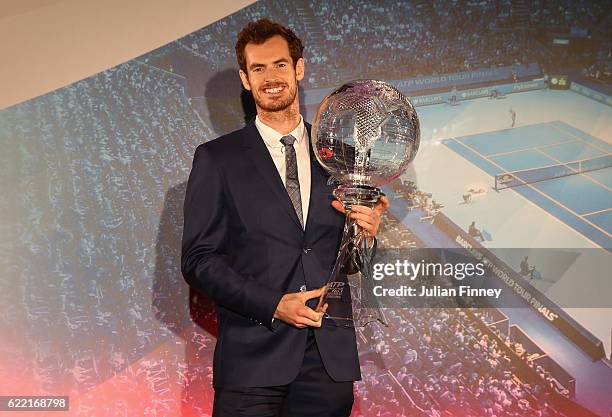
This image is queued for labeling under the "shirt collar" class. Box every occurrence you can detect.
[255,115,306,148]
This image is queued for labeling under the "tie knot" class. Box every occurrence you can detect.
[280,135,296,146]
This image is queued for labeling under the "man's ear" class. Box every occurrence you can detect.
[239,69,251,91]
[295,58,304,81]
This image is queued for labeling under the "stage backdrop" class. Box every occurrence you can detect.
[1,1,611,416]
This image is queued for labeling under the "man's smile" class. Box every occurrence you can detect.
[262,84,287,95]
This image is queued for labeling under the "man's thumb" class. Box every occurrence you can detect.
[302,286,327,301]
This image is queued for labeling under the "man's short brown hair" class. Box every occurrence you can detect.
[235,18,304,73]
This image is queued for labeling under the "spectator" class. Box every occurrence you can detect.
[520,256,536,279]
[469,221,486,241]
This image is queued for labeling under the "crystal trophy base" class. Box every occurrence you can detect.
[316,185,387,328]
[333,184,381,210]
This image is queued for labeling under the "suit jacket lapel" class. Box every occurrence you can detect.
[242,121,303,231]
[304,122,332,233]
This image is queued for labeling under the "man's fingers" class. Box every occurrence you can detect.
[349,208,381,228]
[296,317,323,328]
[331,199,345,212]
[282,286,329,328]
[298,305,323,322]
[300,286,326,301]
[348,205,373,214]
[292,306,323,328]
[355,220,375,234]
[334,196,388,217]
[348,212,377,233]
[349,211,377,223]
[351,196,388,214]
[354,219,375,229]
[375,195,390,213]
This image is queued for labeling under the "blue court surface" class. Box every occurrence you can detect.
[442,121,612,249]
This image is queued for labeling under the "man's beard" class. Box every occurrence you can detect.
[254,82,297,112]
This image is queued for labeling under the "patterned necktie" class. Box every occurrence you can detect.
[280,135,303,228]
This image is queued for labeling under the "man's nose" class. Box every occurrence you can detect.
[264,66,283,78]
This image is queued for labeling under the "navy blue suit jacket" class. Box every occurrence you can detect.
[181,120,361,388]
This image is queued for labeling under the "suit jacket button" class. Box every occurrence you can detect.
[299,285,307,292]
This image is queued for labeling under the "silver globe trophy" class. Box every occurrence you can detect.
[312,79,420,327]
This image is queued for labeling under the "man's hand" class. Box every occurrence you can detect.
[274,287,328,328]
[331,195,390,238]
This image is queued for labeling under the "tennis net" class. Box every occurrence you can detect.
[494,154,612,190]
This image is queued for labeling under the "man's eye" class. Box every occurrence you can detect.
[252,67,263,73]
[278,63,287,68]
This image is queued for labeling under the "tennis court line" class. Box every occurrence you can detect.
[548,121,611,155]
[486,139,577,158]
[533,148,612,193]
[449,137,612,239]
[582,207,612,217]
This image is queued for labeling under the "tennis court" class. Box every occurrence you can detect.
[442,121,612,249]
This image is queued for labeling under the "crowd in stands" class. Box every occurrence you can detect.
[581,40,612,83]
[392,178,444,221]
[354,307,571,416]
[377,213,420,249]
[142,0,610,93]
[348,208,577,416]
[484,319,572,399]
[1,60,215,409]
[307,0,540,86]
[525,0,608,35]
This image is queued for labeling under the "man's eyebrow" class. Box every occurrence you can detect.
[248,58,290,70]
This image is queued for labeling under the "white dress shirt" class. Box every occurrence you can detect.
[255,115,311,228]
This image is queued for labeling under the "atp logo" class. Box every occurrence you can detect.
[326,282,345,299]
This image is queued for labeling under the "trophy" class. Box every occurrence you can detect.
[312,79,420,327]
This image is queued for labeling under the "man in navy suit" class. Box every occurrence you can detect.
[181,19,388,416]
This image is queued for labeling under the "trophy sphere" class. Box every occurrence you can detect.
[312,79,420,199]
